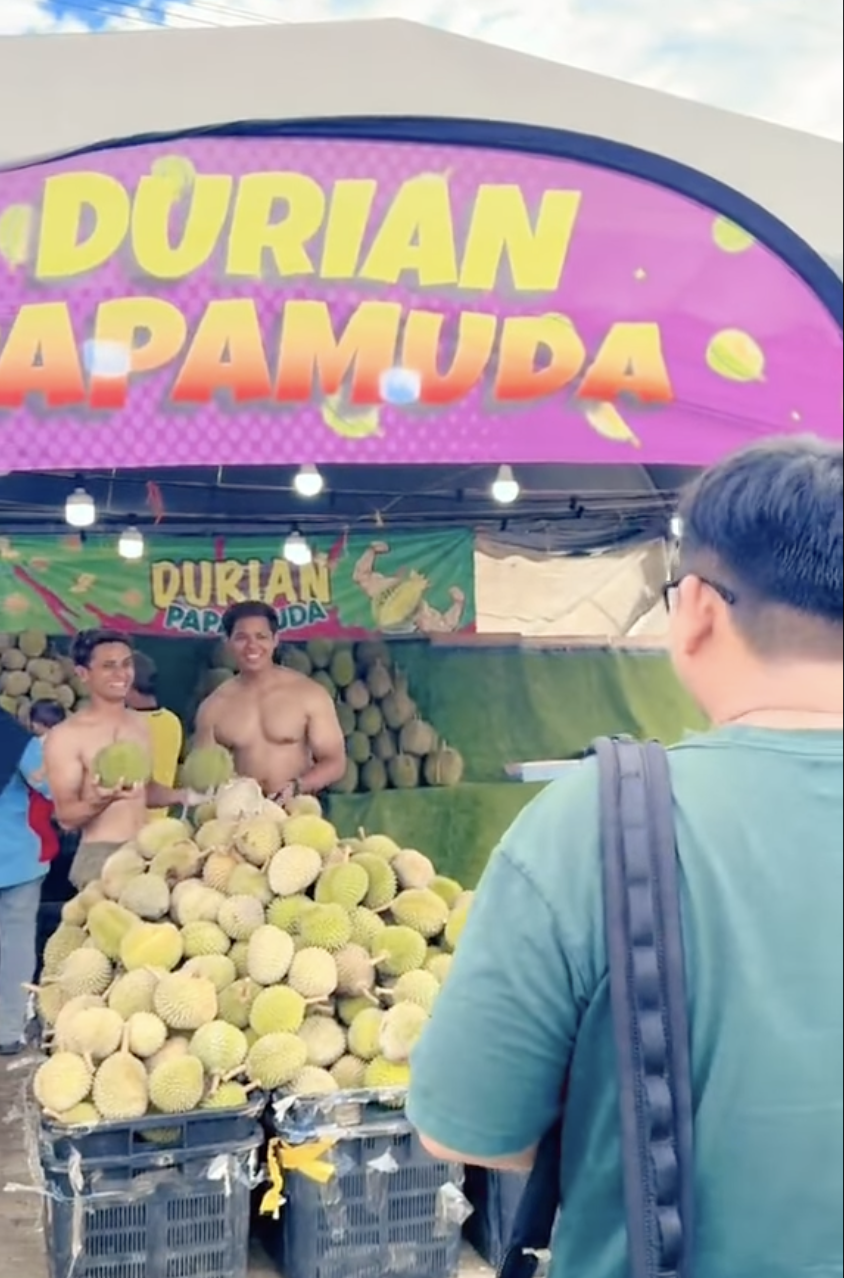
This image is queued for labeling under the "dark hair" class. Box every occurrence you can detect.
[678,434,843,655]
[131,651,158,697]
[29,699,67,730]
[70,628,134,668]
[221,601,279,638]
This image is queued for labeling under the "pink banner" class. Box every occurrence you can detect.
[0,132,840,471]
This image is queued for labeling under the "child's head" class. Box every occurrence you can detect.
[29,700,67,737]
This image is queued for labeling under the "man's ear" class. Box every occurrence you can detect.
[675,575,718,657]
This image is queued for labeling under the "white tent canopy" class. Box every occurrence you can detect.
[0,18,841,264]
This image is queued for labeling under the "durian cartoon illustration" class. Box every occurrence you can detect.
[706,329,766,383]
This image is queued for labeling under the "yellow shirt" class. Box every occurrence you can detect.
[143,707,183,820]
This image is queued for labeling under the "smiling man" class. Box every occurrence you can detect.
[193,601,346,801]
[43,629,193,888]
[408,436,843,1278]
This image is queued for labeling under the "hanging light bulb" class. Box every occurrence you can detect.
[117,526,145,561]
[491,464,519,505]
[293,465,325,498]
[283,531,312,566]
[670,514,684,540]
[65,486,96,528]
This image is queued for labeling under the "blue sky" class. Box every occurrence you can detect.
[3,0,842,142]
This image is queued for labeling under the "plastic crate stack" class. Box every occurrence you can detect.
[261,1089,470,1278]
[37,1101,264,1278]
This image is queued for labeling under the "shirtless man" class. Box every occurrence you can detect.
[194,601,346,798]
[44,630,193,890]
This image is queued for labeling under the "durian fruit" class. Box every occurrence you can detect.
[398,719,438,758]
[330,1054,367,1090]
[371,926,427,978]
[149,1055,205,1115]
[379,1002,429,1063]
[247,925,295,986]
[425,952,453,984]
[146,1035,190,1075]
[119,873,170,921]
[429,876,463,909]
[365,660,393,700]
[93,1034,149,1121]
[202,1080,255,1111]
[348,906,386,951]
[347,1007,384,1062]
[287,948,339,1001]
[57,947,113,997]
[42,924,87,976]
[288,1066,339,1097]
[217,894,265,941]
[386,969,441,1014]
[215,777,265,823]
[391,889,449,939]
[101,846,146,901]
[393,849,436,890]
[360,758,388,793]
[154,972,218,1031]
[266,894,313,934]
[352,854,397,912]
[267,845,322,897]
[181,920,231,958]
[195,819,237,854]
[226,862,272,904]
[94,741,153,788]
[337,996,373,1027]
[388,754,420,790]
[149,839,204,884]
[121,921,184,972]
[358,833,402,861]
[181,744,235,793]
[363,1057,410,1093]
[217,978,260,1029]
[235,818,282,867]
[285,794,323,818]
[249,985,307,1036]
[171,880,224,925]
[53,994,105,1047]
[86,900,138,959]
[246,1032,308,1089]
[190,1020,248,1076]
[297,1015,346,1068]
[329,646,356,689]
[344,679,370,712]
[281,814,338,858]
[17,629,49,658]
[423,743,465,788]
[329,759,359,795]
[136,817,192,859]
[229,941,250,978]
[314,861,369,910]
[445,900,472,951]
[126,1012,168,1059]
[34,1053,93,1113]
[108,969,159,1019]
[47,1102,100,1128]
[61,1006,125,1060]
[298,903,352,953]
[181,954,236,992]
[335,944,377,998]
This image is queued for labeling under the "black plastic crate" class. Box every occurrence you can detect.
[40,1096,265,1165]
[41,1126,262,1278]
[264,1094,465,1278]
[463,1167,530,1269]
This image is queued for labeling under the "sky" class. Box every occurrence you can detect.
[1,0,842,143]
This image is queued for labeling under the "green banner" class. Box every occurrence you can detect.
[0,531,475,639]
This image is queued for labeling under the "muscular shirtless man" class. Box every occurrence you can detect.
[194,602,346,799]
[44,630,192,890]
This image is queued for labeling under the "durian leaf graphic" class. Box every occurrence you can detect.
[0,204,33,269]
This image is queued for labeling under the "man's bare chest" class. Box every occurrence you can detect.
[216,694,307,749]
[78,718,149,772]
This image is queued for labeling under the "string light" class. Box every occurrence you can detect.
[65,486,96,529]
[283,531,312,566]
[293,465,325,498]
[117,526,145,560]
[491,464,520,505]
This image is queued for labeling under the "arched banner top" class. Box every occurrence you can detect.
[0,117,840,472]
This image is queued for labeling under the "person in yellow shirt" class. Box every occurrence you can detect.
[126,652,183,820]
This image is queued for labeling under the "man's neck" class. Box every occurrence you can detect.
[88,697,130,722]
[711,662,844,731]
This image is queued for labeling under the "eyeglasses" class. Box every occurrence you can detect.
[662,575,738,612]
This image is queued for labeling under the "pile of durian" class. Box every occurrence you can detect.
[0,630,82,724]
[31,772,473,1131]
[188,639,465,794]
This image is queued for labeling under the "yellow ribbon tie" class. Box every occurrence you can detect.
[259,1135,338,1219]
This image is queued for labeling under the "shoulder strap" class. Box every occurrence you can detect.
[497,738,694,1278]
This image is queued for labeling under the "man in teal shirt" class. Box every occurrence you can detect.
[408,435,843,1278]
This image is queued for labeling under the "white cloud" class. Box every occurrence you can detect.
[3,0,842,141]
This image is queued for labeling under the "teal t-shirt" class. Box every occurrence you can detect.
[408,727,843,1278]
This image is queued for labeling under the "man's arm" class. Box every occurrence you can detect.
[406,765,603,1169]
[43,727,113,831]
[192,698,218,749]
[299,686,347,793]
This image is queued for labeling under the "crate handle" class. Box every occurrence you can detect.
[260,1136,338,1219]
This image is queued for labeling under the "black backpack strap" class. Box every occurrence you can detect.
[496,738,694,1278]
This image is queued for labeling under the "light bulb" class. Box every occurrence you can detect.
[65,486,96,529]
[491,464,519,505]
[293,465,324,498]
[283,531,312,566]
[670,514,684,540]
[118,526,145,560]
